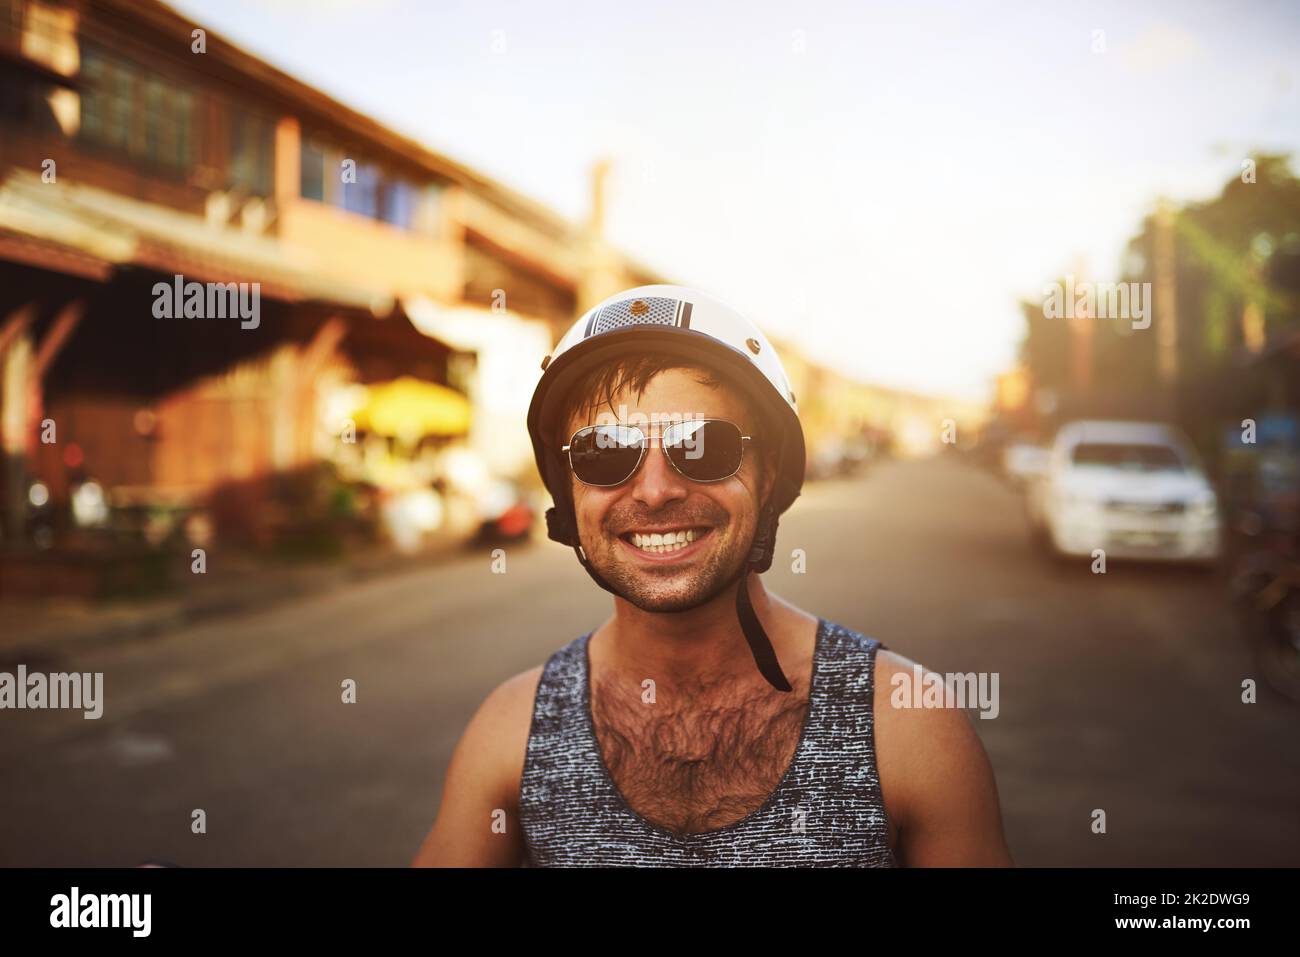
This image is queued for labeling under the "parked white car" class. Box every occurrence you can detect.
[1026,420,1221,563]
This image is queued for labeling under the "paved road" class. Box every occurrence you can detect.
[3,457,1297,866]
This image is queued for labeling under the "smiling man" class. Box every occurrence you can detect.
[413,285,1012,867]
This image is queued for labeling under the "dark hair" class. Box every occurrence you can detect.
[554,351,777,476]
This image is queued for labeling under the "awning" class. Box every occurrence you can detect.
[0,168,386,310]
[350,376,472,440]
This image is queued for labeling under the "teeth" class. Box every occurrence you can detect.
[629,528,702,552]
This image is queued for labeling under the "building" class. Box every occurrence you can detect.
[0,0,661,580]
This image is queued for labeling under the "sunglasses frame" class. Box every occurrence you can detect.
[562,418,753,488]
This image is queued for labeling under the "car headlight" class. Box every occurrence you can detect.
[1188,496,1218,520]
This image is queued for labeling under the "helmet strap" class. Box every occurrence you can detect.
[734,551,793,692]
[733,502,792,691]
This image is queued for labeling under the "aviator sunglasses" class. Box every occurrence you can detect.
[563,418,753,487]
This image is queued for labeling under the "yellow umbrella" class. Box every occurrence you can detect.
[352,376,472,440]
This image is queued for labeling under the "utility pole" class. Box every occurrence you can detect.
[1153,199,1180,394]
[1069,256,1093,395]
[577,158,619,319]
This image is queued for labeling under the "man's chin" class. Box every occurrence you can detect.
[617,589,715,614]
[600,558,743,614]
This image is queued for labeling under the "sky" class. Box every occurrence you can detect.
[169,0,1300,401]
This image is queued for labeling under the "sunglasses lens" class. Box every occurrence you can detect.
[569,425,643,485]
[666,420,744,481]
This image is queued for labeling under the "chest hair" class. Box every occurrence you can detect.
[590,670,811,834]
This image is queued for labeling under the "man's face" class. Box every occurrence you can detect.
[563,368,774,613]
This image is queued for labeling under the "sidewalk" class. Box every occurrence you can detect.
[0,530,482,661]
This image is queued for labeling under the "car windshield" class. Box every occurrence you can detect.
[1071,442,1185,472]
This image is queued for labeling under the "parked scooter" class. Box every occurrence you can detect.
[471,478,535,545]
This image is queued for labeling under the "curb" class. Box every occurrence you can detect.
[0,537,478,663]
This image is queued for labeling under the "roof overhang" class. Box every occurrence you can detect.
[0,168,386,310]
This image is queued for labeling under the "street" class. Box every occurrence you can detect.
[3,456,1297,866]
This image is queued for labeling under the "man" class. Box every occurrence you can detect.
[413,285,1012,867]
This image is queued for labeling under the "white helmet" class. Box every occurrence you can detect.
[527,285,807,691]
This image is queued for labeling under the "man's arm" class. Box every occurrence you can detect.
[411,666,542,867]
[874,650,1014,866]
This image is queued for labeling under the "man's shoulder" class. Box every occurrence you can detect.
[818,616,883,654]
[814,619,971,739]
[475,629,590,734]
[868,643,988,779]
[815,617,897,681]
[480,664,546,728]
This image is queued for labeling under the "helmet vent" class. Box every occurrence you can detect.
[589,296,683,335]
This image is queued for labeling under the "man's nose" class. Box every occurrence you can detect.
[629,437,689,509]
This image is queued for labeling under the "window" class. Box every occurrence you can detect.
[0,0,21,45]
[79,45,130,150]
[1071,443,1185,472]
[173,90,193,170]
[297,133,438,233]
[78,43,194,173]
[340,158,379,218]
[379,177,417,230]
[228,110,274,195]
[300,138,326,202]
[142,76,192,171]
[0,74,60,132]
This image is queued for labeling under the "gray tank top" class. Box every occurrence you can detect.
[518,616,897,866]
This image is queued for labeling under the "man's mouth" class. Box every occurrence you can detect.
[616,526,713,555]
